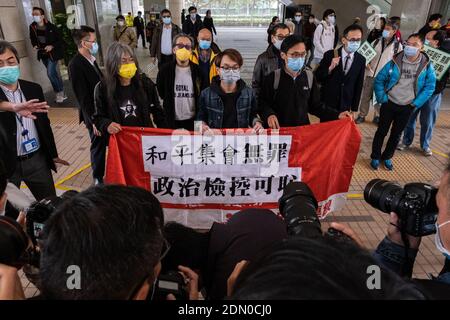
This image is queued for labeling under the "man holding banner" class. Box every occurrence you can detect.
[258,35,352,130]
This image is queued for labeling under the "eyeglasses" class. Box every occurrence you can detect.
[274,34,288,41]
[162,15,171,18]
[287,52,307,58]
[220,66,240,71]
[175,43,192,50]
[346,37,362,42]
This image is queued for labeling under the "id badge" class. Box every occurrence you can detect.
[22,138,39,153]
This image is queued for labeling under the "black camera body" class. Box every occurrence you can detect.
[26,198,58,246]
[153,271,188,300]
[364,179,438,237]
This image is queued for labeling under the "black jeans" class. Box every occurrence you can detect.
[174,119,194,131]
[88,125,107,182]
[371,100,415,160]
[136,28,146,47]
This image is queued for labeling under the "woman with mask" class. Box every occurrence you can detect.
[203,10,217,41]
[156,34,202,130]
[197,49,262,131]
[367,17,386,44]
[93,42,167,136]
[267,16,281,45]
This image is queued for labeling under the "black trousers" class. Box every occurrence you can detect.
[136,28,146,47]
[159,54,173,68]
[9,149,56,201]
[371,100,414,160]
[88,125,107,182]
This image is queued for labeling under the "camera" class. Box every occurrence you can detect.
[152,271,188,300]
[278,181,322,238]
[364,179,438,237]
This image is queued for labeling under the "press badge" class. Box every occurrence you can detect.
[22,138,39,153]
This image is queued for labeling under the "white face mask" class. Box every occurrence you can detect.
[435,220,450,259]
[33,15,42,24]
[118,20,125,27]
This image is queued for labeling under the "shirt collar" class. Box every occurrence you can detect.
[342,48,354,59]
[0,82,21,94]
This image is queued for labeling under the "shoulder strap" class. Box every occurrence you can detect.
[273,69,281,91]
[304,68,313,89]
[373,38,380,49]
[118,27,128,40]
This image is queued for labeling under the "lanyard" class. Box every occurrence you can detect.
[13,92,30,140]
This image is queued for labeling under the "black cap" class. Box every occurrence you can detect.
[116,15,125,20]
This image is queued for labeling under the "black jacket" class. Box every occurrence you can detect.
[150,23,181,60]
[133,16,145,31]
[182,15,203,38]
[156,61,202,128]
[68,53,103,128]
[93,74,167,135]
[315,47,366,112]
[252,45,283,101]
[29,21,64,61]
[203,16,217,35]
[0,80,58,177]
[258,68,340,127]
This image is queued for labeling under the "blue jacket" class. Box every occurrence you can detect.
[197,78,259,129]
[374,51,436,108]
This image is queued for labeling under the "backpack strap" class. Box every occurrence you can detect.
[304,67,314,89]
[273,68,281,91]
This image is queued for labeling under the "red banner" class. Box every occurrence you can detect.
[106,119,361,228]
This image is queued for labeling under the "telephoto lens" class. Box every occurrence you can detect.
[278,181,322,238]
[364,179,438,237]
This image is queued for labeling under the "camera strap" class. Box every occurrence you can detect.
[400,218,412,277]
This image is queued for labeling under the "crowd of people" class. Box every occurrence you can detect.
[0,5,449,300]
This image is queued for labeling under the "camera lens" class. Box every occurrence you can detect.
[364,179,404,213]
[279,182,321,237]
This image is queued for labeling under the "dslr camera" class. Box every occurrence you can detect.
[278,181,352,241]
[364,179,438,237]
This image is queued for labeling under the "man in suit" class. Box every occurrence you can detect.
[315,24,366,115]
[150,9,181,68]
[0,41,69,201]
[182,6,203,39]
[69,26,105,185]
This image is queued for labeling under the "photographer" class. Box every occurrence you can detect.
[162,208,287,300]
[39,185,199,300]
[373,157,450,285]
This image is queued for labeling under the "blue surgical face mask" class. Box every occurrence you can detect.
[33,15,42,24]
[0,65,20,85]
[199,40,211,50]
[190,13,197,20]
[90,42,99,55]
[273,39,283,50]
[328,15,336,25]
[287,57,304,73]
[347,41,361,53]
[220,69,240,84]
[382,30,391,39]
[435,220,450,259]
[162,17,171,25]
[404,45,419,57]
[294,16,302,22]
[424,39,430,46]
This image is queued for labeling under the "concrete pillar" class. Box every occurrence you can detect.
[389,0,432,36]
[168,0,183,27]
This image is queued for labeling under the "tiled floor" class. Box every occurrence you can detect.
[20,27,450,298]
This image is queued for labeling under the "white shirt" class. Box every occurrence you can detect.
[161,25,173,56]
[0,84,40,156]
[341,48,354,75]
[174,65,195,121]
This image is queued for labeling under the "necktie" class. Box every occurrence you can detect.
[344,55,351,74]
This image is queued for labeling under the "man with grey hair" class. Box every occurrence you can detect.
[156,33,201,130]
[356,21,403,124]
[0,40,69,201]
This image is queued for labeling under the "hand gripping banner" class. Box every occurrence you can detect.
[106,119,361,228]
